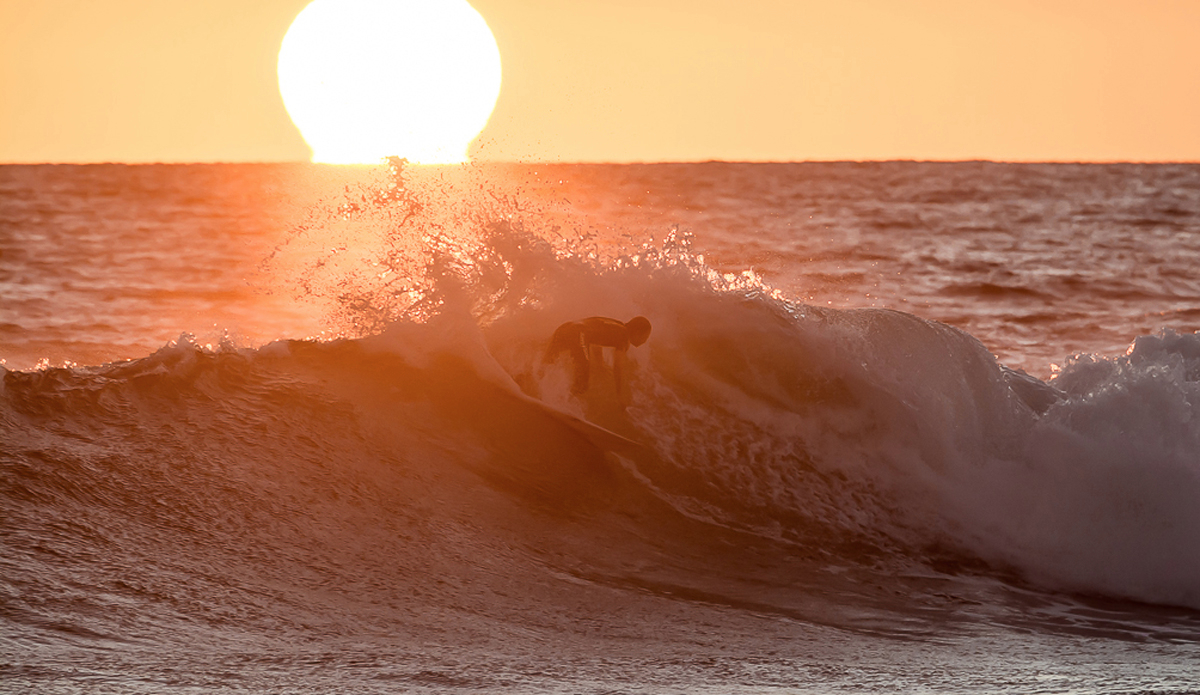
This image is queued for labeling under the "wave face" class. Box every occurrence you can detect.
[4,162,1200,691]
[5,214,1200,636]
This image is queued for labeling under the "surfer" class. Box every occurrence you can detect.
[544,316,652,396]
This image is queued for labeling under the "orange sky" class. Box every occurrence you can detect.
[2,0,1198,163]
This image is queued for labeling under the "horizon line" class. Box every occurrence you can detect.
[3,158,1199,166]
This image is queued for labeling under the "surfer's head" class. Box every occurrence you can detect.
[626,316,652,347]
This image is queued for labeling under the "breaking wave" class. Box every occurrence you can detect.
[5,162,1200,654]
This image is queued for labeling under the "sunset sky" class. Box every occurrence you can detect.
[2,0,1198,164]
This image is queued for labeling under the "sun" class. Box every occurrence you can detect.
[277,0,502,165]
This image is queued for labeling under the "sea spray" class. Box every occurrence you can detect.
[257,158,1200,609]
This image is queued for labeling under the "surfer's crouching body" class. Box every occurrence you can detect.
[544,316,652,397]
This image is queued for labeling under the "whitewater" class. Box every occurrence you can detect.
[3,161,1200,693]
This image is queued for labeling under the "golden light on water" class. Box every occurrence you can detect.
[277,0,502,165]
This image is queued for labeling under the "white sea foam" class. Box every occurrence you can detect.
[944,330,1200,606]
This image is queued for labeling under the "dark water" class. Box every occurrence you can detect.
[3,162,1200,693]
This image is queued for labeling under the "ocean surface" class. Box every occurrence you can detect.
[3,160,1200,693]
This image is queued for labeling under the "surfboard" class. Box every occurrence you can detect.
[506,389,645,455]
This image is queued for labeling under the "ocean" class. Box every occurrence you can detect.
[3,160,1200,693]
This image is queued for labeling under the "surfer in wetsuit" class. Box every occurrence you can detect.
[544,316,652,396]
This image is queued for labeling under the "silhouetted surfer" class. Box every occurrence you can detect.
[545,316,651,396]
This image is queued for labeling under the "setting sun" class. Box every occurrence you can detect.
[277,0,502,165]
[9,1,1200,692]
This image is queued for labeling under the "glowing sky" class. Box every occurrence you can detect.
[2,0,1198,163]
